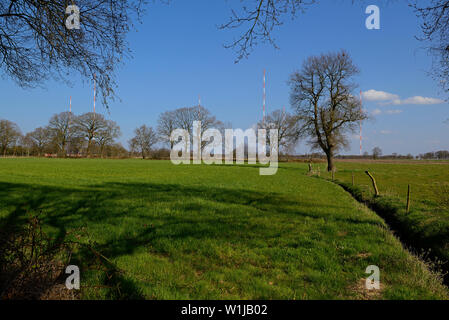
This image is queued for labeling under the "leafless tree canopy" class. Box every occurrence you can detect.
[96,120,121,157]
[129,125,158,159]
[157,105,224,149]
[157,110,177,149]
[28,127,51,156]
[44,111,122,157]
[412,0,449,96]
[47,112,73,155]
[74,112,109,156]
[0,0,145,106]
[289,50,367,171]
[372,146,382,159]
[258,109,300,152]
[0,119,21,155]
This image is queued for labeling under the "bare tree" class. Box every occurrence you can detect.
[97,120,121,157]
[68,135,85,156]
[195,106,225,135]
[412,0,449,96]
[28,127,51,156]
[178,106,223,136]
[372,146,382,160]
[47,112,73,156]
[74,113,109,156]
[0,119,22,156]
[258,109,301,152]
[20,133,34,156]
[157,110,177,149]
[0,0,146,106]
[129,125,158,159]
[289,50,367,171]
[159,105,223,150]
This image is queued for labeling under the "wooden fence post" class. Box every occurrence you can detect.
[365,171,380,197]
[406,184,411,213]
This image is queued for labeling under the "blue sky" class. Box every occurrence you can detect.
[0,0,448,155]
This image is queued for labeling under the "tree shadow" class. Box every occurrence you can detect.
[0,180,384,298]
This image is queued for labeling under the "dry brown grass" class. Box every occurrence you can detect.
[349,279,384,300]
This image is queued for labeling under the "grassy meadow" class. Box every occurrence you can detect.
[0,158,448,299]
[323,160,449,271]
[331,160,449,213]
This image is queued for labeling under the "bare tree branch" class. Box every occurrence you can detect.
[0,0,147,107]
[411,0,449,96]
[219,0,315,62]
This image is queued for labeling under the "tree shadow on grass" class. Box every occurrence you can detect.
[0,180,385,298]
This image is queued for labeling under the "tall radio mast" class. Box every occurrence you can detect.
[93,73,96,114]
[360,90,363,156]
[263,69,266,124]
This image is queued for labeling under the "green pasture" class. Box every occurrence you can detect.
[0,158,447,299]
[326,160,449,268]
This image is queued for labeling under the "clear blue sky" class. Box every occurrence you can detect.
[0,0,448,155]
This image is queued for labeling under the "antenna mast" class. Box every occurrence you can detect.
[67,96,72,157]
[263,69,266,124]
[360,90,363,156]
[198,94,201,119]
[93,73,96,114]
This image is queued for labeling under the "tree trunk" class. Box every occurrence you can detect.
[326,151,334,172]
[61,143,67,158]
[87,139,93,158]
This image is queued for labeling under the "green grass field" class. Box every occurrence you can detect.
[331,160,449,213]
[324,160,449,272]
[0,158,447,299]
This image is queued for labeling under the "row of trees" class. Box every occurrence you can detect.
[368,148,449,160]
[130,105,302,159]
[2,106,447,163]
[0,113,122,157]
[126,105,226,159]
[0,103,303,160]
[417,150,449,160]
[0,105,234,159]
